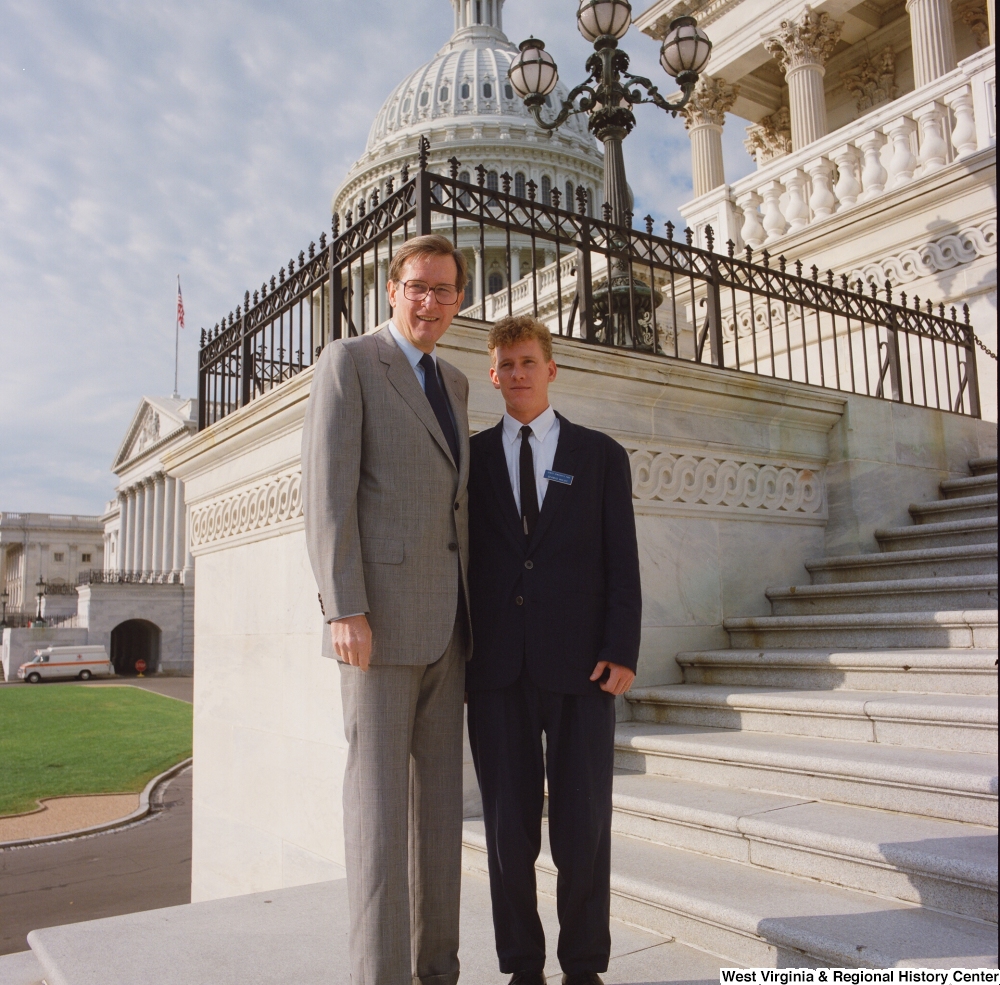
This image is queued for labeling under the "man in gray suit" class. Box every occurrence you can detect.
[302,234,472,985]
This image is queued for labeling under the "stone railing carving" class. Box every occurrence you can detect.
[725,49,994,251]
[627,443,826,521]
[849,219,996,288]
[189,470,302,549]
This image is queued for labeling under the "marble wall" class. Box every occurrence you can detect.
[165,317,997,901]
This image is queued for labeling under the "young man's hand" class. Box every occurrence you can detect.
[331,614,373,671]
[590,661,635,696]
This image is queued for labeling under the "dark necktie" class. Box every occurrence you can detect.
[519,425,539,539]
[419,353,460,465]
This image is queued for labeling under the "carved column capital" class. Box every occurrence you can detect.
[681,77,740,130]
[764,5,843,73]
[744,107,792,165]
[842,46,899,112]
[956,0,990,47]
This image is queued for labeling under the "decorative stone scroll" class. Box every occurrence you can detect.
[189,470,303,549]
[849,219,997,288]
[626,443,826,519]
[842,46,899,112]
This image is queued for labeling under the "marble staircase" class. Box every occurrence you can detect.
[462,457,999,967]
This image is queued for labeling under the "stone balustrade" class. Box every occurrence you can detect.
[729,49,994,252]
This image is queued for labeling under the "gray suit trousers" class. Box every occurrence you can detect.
[340,621,466,985]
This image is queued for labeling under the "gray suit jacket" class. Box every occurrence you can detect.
[302,327,472,665]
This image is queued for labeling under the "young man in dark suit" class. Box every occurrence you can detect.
[466,315,642,985]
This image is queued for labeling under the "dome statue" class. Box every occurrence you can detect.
[332,0,605,321]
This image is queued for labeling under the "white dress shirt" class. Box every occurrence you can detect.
[502,405,561,514]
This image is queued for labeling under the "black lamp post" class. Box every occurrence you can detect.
[34,577,47,627]
[1,588,8,628]
[508,0,712,228]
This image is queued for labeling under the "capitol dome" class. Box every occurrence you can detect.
[333,0,605,227]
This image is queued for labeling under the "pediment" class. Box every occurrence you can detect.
[113,397,196,472]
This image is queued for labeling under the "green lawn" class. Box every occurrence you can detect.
[0,685,193,817]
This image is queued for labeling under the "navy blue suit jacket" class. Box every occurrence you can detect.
[465,413,642,695]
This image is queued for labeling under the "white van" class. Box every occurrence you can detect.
[18,645,115,683]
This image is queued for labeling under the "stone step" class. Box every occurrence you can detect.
[625,684,997,753]
[909,493,998,525]
[462,820,998,967]
[23,872,711,985]
[969,456,998,476]
[607,771,998,923]
[875,516,997,551]
[676,648,998,694]
[0,951,44,985]
[941,473,998,499]
[805,543,997,584]
[765,574,998,616]
[723,609,998,649]
[613,722,997,823]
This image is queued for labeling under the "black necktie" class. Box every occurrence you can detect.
[419,353,460,465]
[519,425,539,539]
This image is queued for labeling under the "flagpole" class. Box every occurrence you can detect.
[173,275,181,399]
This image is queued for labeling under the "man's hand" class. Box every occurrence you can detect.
[590,661,635,696]
[331,614,373,671]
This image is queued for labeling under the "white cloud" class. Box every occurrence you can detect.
[0,0,751,514]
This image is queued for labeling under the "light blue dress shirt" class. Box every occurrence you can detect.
[502,405,560,514]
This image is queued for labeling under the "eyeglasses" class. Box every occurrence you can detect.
[401,281,461,305]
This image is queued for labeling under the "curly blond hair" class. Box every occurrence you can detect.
[487,316,553,364]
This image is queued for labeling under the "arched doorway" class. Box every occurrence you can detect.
[110,619,161,676]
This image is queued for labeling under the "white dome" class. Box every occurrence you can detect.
[333,0,604,219]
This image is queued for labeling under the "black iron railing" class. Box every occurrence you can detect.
[198,138,981,429]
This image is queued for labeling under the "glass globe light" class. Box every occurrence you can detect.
[577,0,632,42]
[508,38,559,98]
[659,15,712,80]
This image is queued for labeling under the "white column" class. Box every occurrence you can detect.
[352,266,364,332]
[142,481,155,575]
[474,248,484,317]
[131,487,144,574]
[765,8,842,150]
[152,474,165,577]
[118,493,130,574]
[163,476,176,577]
[377,259,389,324]
[681,77,738,198]
[173,479,186,580]
[510,250,521,284]
[906,0,956,89]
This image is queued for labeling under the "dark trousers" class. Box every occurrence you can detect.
[467,670,616,976]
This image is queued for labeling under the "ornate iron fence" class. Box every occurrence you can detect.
[198,138,981,429]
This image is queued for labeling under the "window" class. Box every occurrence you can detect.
[541,175,552,205]
[460,82,470,99]
[54,552,64,562]
[514,172,526,198]
[419,90,429,107]
[488,272,504,295]
[565,181,574,207]
[402,97,411,113]
[586,187,594,217]
[483,82,493,98]
[486,170,499,191]
[459,171,471,208]
[81,553,92,563]
[504,83,514,100]
[439,87,449,102]
[475,0,482,22]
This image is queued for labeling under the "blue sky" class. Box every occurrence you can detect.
[0,0,754,515]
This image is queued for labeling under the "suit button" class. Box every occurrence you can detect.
[524,560,533,569]
[448,543,458,552]
[454,502,460,511]
[515,596,523,606]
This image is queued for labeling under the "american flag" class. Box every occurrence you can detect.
[176,277,186,329]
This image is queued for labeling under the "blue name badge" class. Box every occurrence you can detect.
[543,469,574,486]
